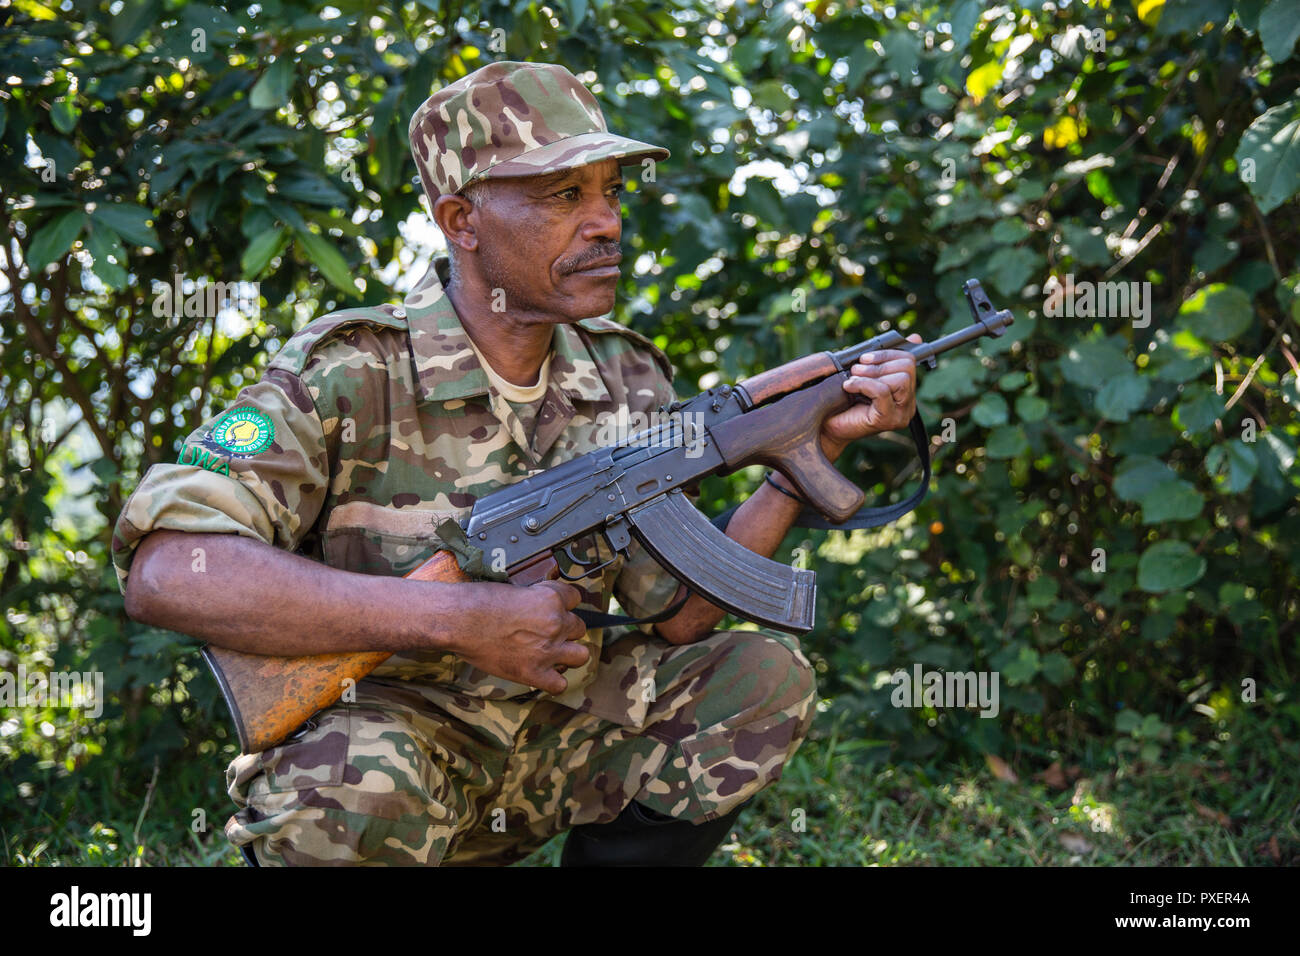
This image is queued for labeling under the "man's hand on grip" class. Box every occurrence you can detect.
[451,578,590,695]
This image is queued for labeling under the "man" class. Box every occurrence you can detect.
[114,61,920,866]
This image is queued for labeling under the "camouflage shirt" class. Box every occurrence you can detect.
[112,256,683,707]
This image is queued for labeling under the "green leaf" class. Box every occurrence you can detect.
[918,355,986,401]
[563,0,589,25]
[921,85,952,111]
[881,30,920,77]
[241,226,288,277]
[751,80,792,112]
[1260,0,1300,62]
[991,219,1029,244]
[1173,384,1224,433]
[1205,442,1258,492]
[947,0,983,50]
[985,246,1037,296]
[1235,100,1300,214]
[1003,646,1040,684]
[26,208,86,271]
[1178,284,1254,341]
[274,171,349,207]
[1137,540,1207,593]
[91,203,160,249]
[109,0,162,46]
[50,97,78,134]
[294,228,359,297]
[972,392,1009,427]
[1139,479,1204,523]
[1155,0,1231,36]
[250,58,294,111]
[1015,393,1049,422]
[1060,339,1131,388]
[1114,455,1178,502]
[1150,351,1211,383]
[1041,652,1074,685]
[743,179,787,229]
[86,226,128,291]
[1094,371,1148,422]
[1059,222,1110,266]
[985,425,1029,459]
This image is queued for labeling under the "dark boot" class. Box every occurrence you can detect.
[560,800,746,867]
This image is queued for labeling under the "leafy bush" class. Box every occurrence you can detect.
[1,0,1296,842]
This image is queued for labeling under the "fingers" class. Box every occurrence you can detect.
[844,374,895,404]
[845,370,915,402]
[532,669,568,695]
[534,578,582,611]
[528,640,590,695]
[852,347,918,367]
[849,357,917,377]
[555,641,591,669]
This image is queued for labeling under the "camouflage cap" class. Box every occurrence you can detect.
[409,61,670,205]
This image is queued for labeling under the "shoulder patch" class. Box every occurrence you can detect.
[576,316,674,381]
[268,305,409,376]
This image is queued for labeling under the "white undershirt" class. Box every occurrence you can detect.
[465,335,551,404]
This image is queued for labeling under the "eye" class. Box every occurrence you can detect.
[555,186,581,200]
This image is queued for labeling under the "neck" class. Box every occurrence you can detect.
[445,277,554,386]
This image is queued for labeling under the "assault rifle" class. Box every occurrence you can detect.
[204,279,1014,753]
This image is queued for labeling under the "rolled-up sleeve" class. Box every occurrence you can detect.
[111,368,329,594]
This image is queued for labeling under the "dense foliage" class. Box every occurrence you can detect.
[2,0,1297,856]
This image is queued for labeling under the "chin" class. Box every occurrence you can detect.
[568,292,618,320]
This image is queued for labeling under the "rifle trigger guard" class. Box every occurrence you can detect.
[555,516,633,580]
[556,543,618,580]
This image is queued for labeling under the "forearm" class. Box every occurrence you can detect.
[124,530,481,656]
[653,435,848,644]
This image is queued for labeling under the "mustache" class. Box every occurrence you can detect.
[561,242,622,274]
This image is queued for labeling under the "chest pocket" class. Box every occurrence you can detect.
[321,501,458,577]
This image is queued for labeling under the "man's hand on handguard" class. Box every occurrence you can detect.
[819,333,923,461]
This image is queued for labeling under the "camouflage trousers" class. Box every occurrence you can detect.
[223,627,816,866]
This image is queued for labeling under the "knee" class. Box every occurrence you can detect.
[723,631,818,720]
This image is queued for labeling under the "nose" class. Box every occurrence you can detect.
[580,189,622,243]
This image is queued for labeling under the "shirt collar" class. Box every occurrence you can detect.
[402,257,611,406]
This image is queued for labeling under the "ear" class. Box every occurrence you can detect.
[432,194,478,254]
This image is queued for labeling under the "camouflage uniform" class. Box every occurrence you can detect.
[110,62,817,866]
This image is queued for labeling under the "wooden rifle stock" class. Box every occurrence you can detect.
[203,550,467,754]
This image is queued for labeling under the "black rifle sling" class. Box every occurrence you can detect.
[574,412,929,630]
[574,592,689,630]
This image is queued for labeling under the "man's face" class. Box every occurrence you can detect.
[464,158,625,323]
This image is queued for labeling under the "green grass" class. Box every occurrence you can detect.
[5,708,1295,867]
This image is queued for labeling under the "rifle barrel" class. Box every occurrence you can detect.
[830,307,1014,369]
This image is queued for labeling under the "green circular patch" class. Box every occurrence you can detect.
[209,408,275,456]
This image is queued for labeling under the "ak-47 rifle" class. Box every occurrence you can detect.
[204,279,1014,754]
